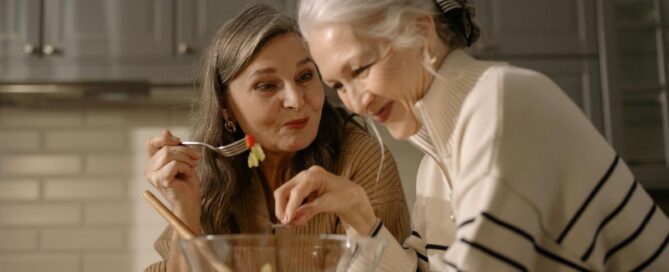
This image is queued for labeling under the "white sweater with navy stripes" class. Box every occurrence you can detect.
[362,50,669,271]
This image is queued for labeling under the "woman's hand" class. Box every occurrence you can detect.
[144,130,202,230]
[274,166,378,235]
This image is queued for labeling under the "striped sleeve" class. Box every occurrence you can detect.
[341,219,420,271]
[444,174,592,272]
[443,163,669,271]
[440,67,669,271]
[338,125,411,243]
[555,156,669,271]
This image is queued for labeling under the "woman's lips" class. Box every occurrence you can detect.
[283,117,309,129]
[372,102,394,123]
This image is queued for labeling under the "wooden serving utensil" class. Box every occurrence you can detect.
[142,190,233,272]
[143,191,196,238]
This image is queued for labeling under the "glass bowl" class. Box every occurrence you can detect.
[179,234,387,272]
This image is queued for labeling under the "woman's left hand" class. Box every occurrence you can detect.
[274,166,378,235]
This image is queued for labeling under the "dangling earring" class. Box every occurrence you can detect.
[222,109,237,133]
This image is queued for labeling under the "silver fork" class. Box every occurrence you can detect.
[181,138,247,157]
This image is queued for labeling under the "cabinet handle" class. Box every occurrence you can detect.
[42,45,58,55]
[178,43,191,55]
[23,43,38,55]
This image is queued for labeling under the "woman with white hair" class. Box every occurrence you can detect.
[274,0,669,270]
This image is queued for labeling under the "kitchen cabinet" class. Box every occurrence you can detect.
[597,0,669,187]
[1,0,174,62]
[0,0,285,82]
[42,0,174,61]
[472,0,597,57]
[175,0,250,58]
[0,0,41,61]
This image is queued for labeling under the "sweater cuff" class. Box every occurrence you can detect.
[343,217,383,237]
[369,218,383,237]
[374,225,418,272]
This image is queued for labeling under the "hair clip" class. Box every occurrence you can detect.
[434,0,462,13]
[433,0,474,46]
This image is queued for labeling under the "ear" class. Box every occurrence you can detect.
[414,14,439,54]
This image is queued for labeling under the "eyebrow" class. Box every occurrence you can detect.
[297,57,315,67]
[251,67,276,76]
[250,57,315,77]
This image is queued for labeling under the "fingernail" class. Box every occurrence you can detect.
[171,135,180,142]
[282,215,289,224]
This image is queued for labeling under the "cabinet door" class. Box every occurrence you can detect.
[42,0,173,61]
[175,0,286,58]
[0,0,40,61]
[472,0,597,56]
[610,0,669,171]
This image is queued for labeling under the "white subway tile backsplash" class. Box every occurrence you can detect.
[83,253,130,272]
[84,203,131,225]
[0,254,80,272]
[0,180,39,201]
[0,230,38,251]
[0,155,82,176]
[0,105,191,270]
[0,131,40,152]
[168,108,191,126]
[85,111,125,127]
[0,204,81,226]
[44,179,125,200]
[41,229,124,251]
[45,130,125,151]
[0,108,83,127]
[85,154,131,175]
[123,110,170,126]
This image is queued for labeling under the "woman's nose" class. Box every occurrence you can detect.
[283,83,305,110]
[343,82,374,116]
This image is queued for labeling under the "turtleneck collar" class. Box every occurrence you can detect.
[408,49,503,158]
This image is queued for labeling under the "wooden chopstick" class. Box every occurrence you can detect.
[142,190,233,272]
[142,190,195,239]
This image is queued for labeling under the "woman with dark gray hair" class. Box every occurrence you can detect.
[274,0,669,271]
[143,4,410,271]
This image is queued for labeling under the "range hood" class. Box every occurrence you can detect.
[0,82,192,108]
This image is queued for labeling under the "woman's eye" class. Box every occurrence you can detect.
[297,70,314,82]
[254,82,277,91]
[352,63,372,77]
[331,82,344,92]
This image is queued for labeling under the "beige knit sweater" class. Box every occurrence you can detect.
[370,50,669,271]
[145,124,411,271]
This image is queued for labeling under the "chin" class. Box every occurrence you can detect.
[386,122,418,140]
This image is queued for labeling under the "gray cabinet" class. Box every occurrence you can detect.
[176,0,246,58]
[0,0,286,82]
[473,0,597,57]
[42,0,174,61]
[0,0,41,61]
[598,0,669,186]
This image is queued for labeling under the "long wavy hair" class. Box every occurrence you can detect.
[192,3,348,234]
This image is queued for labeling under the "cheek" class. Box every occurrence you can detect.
[337,91,361,114]
[303,83,325,112]
[233,97,279,134]
[367,70,399,98]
